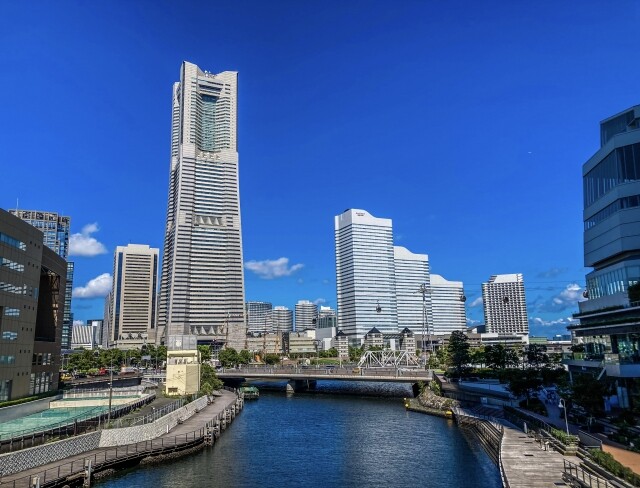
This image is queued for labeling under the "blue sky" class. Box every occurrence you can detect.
[1,1,639,338]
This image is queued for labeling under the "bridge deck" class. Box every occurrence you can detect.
[216,367,432,383]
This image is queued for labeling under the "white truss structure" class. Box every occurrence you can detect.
[357,350,421,369]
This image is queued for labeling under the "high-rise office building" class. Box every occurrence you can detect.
[393,246,431,334]
[103,292,112,348]
[246,301,273,334]
[158,61,246,348]
[317,306,337,329]
[0,209,66,401]
[109,244,158,348]
[9,210,74,349]
[295,300,318,331]
[482,274,528,335]
[565,106,640,396]
[430,274,467,335]
[272,306,293,333]
[335,209,397,341]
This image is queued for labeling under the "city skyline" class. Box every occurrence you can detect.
[2,2,640,337]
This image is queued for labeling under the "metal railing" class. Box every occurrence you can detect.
[63,387,144,398]
[2,395,241,488]
[563,459,612,488]
[0,394,155,452]
[104,397,187,429]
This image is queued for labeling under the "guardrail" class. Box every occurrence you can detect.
[0,394,155,453]
[2,394,242,488]
[563,459,612,488]
[63,387,144,399]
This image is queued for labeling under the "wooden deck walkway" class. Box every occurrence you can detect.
[500,421,574,487]
[1,390,239,488]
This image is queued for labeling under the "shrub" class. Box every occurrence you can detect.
[590,449,640,486]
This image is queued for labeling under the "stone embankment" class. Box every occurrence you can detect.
[404,387,460,417]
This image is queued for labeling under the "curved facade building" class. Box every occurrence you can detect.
[583,105,640,308]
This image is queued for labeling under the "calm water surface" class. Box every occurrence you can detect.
[98,382,501,488]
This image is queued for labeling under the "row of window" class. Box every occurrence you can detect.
[0,355,16,364]
[0,232,26,251]
[0,256,24,272]
[2,331,17,340]
[29,372,52,396]
[584,142,640,207]
[32,353,52,365]
[587,264,640,299]
[0,282,27,295]
[585,194,640,230]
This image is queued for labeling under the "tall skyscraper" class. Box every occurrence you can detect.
[295,300,318,331]
[335,209,397,340]
[246,301,273,334]
[429,274,467,335]
[109,244,158,348]
[393,246,431,334]
[272,306,293,333]
[9,210,74,349]
[482,274,528,335]
[158,61,246,348]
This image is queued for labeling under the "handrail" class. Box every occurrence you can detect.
[563,459,612,488]
[3,394,242,488]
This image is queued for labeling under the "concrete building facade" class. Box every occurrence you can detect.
[109,244,158,349]
[0,209,66,401]
[430,274,467,335]
[9,210,74,350]
[157,61,246,349]
[246,301,272,334]
[393,246,431,335]
[271,306,293,333]
[295,300,317,331]
[481,274,528,336]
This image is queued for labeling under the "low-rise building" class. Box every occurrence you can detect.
[165,335,200,396]
[334,330,349,360]
[284,331,316,356]
[364,327,384,350]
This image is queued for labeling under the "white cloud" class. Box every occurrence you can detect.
[469,296,483,307]
[244,257,304,279]
[73,273,112,298]
[313,298,326,306]
[73,319,85,327]
[537,283,586,313]
[69,223,108,257]
[466,317,480,326]
[536,267,568,279]
[529,316,576,328]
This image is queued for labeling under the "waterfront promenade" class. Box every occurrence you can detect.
[0,390,240,487]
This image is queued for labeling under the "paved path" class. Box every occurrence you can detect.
[2,391,238,488]
[500,420,575,488]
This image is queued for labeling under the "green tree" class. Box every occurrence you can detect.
[238,349,253,365]
[524,344,549,369]
[506,369,542,406]
[326,347,338,357]
[470,347,485,368]
[198,345,212,362]
[264,353,280,365]
[348,346,363,362]
[218,347,239,368]
[569,373,610,416]
[200,363,223,391]
[629,282,640,304]
[446,330,470,376]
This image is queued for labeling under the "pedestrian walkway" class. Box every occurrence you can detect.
[499,420,575,487]
[1,390,238,488]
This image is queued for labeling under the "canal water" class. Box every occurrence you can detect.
[97,382,501,488]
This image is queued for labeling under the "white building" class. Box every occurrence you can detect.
[295,300,318,331]
[272,306,293,333]
[109,244,158,348]
[71,324,99,350]
[246,301,273,334]
[482,273,528,336]
[335,209,397,341]
[430,274,467,335]
[157,61,246,348]
[394,246,431,335]
[317,306,337,329]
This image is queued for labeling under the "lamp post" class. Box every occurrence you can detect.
[558,398,570,436]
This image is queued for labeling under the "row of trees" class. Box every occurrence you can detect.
[66,345,168,373]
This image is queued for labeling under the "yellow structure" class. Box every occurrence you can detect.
[165,349,201,395]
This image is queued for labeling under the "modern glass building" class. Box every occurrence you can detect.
[8,210,74,350]
[393,246,431,335]
[157,61,246,349]
[430,274,467,335]
[566,106,640,402]
[335,209,397,341]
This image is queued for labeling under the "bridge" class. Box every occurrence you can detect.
[216,366,432,392]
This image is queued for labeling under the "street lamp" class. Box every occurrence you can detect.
[558,398,570,436]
